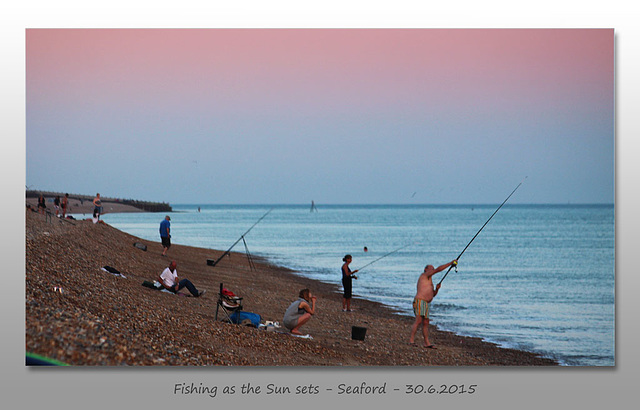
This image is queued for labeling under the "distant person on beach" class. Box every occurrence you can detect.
[158,261,206,297]
[93,193,102,219]
[283,288,316,335]
[160,215,171,256]
[61,193,69,218]
[341,254,359,312]
[54,196,60,216]
[409,259,458,349]
[37,194,46,215]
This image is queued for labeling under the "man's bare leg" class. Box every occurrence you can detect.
[409,316,422,344]
[422,318,435,348]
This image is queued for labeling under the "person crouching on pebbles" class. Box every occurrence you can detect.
[409,259,457,349]
[341,254,358,312]
[158,261,206,297]
[283,289,316,335]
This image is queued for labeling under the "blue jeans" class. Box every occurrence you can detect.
[176,279,199,296]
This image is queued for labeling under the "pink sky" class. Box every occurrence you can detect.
[27,29,612,113]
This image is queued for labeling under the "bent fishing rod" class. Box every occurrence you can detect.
[208,208,273,267]
[437,178,526,286]
[356,243,414,273]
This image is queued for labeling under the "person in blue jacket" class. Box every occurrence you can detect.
[160,215,171,256]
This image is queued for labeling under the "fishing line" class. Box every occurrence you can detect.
[437,177,526,286]
[356,243,414,273]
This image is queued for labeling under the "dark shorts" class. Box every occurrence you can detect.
[161,236,171,248]
[342,277,352,299]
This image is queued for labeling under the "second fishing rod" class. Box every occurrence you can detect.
[354,243,415,276]
[208,208,273,268]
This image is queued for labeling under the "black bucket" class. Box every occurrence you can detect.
[351,326,367,341]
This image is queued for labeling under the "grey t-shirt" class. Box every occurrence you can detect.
[283,298,307,330]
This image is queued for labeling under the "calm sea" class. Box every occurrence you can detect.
[99,204,615,366]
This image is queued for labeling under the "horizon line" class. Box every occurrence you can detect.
[170,202,615,206]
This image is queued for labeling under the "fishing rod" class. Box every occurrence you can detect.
[437,178,526,286]
[208,208,273,268]
[356,243,413,273]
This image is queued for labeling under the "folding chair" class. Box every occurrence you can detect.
[215,283,243,323]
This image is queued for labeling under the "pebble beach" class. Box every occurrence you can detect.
[25,208,558,366]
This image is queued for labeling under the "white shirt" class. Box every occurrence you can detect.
[160,267,178,288]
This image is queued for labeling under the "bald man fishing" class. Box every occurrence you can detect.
[409,259,457,349]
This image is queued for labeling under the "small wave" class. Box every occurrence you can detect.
[432,302,467,311]
[558,354,614,366]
